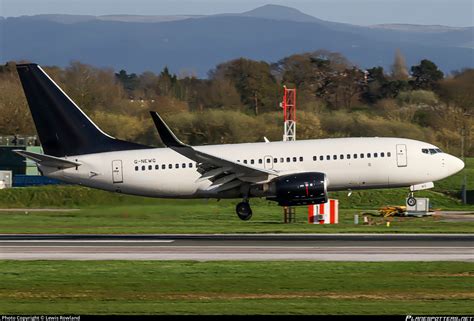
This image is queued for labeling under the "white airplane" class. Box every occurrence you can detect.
[14,63,464,220]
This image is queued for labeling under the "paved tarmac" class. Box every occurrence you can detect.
[0,234,472,261]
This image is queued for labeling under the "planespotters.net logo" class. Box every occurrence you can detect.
[406,316,474,321]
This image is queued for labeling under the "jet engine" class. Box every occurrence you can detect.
[267,172,328,206]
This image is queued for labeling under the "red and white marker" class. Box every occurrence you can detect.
[308,199,339,224]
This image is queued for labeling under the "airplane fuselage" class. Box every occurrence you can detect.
[42,137,464,200]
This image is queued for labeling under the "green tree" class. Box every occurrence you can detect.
[115,70,139,94]
[274,50,350,93]
[380,80,410,98]
[410,59,444,90]
[317,67,366,109]
[361,66,387,103]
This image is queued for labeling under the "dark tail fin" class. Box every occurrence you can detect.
[16,63,149,157]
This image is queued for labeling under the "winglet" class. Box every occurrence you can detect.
[150,111,188,148]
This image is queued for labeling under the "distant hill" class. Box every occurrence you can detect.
[240,4,324,23]
[1,5,472,76]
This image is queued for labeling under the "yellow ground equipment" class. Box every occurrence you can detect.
[378,206,407,217]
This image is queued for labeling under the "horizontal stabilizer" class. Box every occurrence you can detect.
[13,150,81,169]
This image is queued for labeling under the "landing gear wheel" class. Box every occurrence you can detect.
[407,197,417,207]
[236,201,253,221]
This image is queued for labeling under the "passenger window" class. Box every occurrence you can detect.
[244,160,247,164]
[360,153,364,159]
[175,164,179,169]
[293,157,297,162]
[313,156,317,161]
[155,165,159,170]
[274,158,278,163]
[135,166,139,171]
[354,154,357,159]
[381,152,385,157]
[299,157,303,161]
[374,153,378,158]
[326,155,330,160]
[320,156,324,161]
[237,160,240,163]
[147,165,152,170]
[266,158,271,163]
[367,153,371,158]
[340,154,344,160]
[287,157,291,162]
[251,159,255,164]
[280,157,284,163]
[347,154,351,159]
[387,152,391,157]
[142,166,145,171]
[259,159,263,164]
[169,164,172,169]
[333,155,337,160]
[182,163,186,168]
[189,163,193,168]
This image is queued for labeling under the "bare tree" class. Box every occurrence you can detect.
[391,49,409,80]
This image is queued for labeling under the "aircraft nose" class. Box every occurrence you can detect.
[450,156,465,174]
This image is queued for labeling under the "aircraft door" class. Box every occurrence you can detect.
[396,144,407,167]
[264,155,274,169]
[112,160,123,183]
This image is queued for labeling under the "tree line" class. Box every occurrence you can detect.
[0,49,473,155]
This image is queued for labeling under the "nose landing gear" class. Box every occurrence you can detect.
[407,192,417,207]
[236,201,252,221]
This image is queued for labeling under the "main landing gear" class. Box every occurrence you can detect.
[236,200,253,221]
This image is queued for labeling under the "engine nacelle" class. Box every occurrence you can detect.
[267,172,328,206]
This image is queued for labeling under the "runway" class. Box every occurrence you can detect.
[0,234,473,261]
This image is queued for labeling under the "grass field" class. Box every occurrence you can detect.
[0,164,472,316]
[1,201,474,234]
[0,159,474,234]
[0,187,474,234]
[0,261,472,315]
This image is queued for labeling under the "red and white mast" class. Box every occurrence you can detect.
[282,86,296,142]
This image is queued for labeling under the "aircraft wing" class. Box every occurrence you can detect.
[150,112,278,193]
[13,150,81,169]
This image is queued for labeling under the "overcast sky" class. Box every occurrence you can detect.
[1,0,473,27]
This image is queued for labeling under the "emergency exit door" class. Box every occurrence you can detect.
[112,160,123,183]
[396,144,407,167]
[264,155,274,169]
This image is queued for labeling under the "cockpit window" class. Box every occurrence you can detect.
[423,148,443,155]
